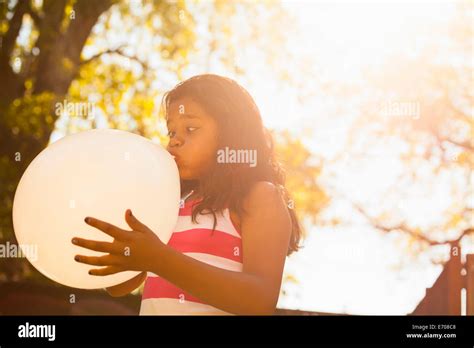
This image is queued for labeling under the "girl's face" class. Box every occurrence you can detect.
[166,96,219,180]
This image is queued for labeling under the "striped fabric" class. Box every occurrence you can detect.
[139,198,243,315]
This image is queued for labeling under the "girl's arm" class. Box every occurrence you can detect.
[105,271,147,297]
[151,181,291,315]
[74,181,291,315]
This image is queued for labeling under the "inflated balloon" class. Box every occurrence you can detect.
[13,129,180,289]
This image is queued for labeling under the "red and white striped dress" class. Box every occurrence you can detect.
[139,194,243,315]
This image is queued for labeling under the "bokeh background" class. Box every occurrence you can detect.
[0,0,472,315]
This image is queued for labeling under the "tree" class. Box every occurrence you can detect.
[326,2,473,262]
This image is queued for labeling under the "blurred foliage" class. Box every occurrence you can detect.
[273,130,329,230]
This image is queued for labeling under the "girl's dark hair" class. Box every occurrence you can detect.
[161,74,302,256]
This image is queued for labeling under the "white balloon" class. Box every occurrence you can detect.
[12,129,180,289]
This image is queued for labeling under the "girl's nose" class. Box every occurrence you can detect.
[168,136,183,148]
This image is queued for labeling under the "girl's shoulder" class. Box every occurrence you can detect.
[244,181,282,209]
[229,209,241,234]
[229,181,283,233]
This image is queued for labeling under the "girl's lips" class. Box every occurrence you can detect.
[173,156,183,166]
[169,151,183,165]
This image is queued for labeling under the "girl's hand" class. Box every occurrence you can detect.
[71,209,164,276]
[105,271,147,297]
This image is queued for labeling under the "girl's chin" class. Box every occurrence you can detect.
[178,167,197,181]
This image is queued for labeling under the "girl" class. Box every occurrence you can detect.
[71,74,302,315]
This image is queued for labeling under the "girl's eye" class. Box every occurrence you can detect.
[167,127,198,137]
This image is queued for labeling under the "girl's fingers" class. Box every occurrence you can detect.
[124,209,151,233]
[89,266,125,276]
[84,216,130,241]
[74,254,118,267]
[71,237,120,254]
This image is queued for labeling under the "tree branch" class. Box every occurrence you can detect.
[25,0,42,28]
[33,0,115,94]
[434,133,474,152]
[349,202,441,246]
[450,228,474,245]
[62,0,118,64]
[0,0,30,102]
[349,200,474,247]
[32,0,68,94]
[0,0,28,67]
[80,46,149,71]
